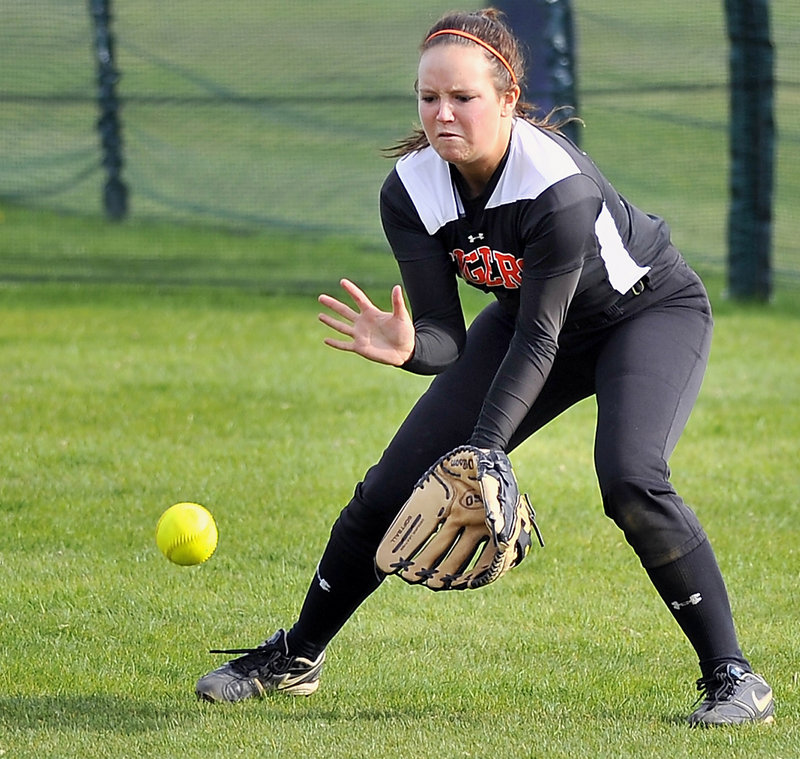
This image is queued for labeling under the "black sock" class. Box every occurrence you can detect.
[285,535,384,661]
[645,539,750,680]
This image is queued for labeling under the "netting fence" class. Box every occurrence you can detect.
[2,1,799,283]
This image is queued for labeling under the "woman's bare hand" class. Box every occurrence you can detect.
[318,279,415,366]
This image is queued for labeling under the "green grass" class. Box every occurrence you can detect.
[0,204,799,758]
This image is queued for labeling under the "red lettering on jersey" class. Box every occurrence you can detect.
[494,251,523,287]
[449,246,523,289]
[461,248,482,284]
[451,247,484,285]
[477,246,504,286]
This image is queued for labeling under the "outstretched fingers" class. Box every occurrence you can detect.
[391,284,407,319]
[338,278,374,310]
[318,279,374,324]
[317,279,414,365]
[318,295,356,324]
[317,306,354,340]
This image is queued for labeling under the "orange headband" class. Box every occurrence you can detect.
[425,29,518,86]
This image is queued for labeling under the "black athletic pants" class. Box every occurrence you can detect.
[289,258,744,674]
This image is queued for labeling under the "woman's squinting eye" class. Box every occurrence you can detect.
[419,94,475,103]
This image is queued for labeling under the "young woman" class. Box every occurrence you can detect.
[196,9,773,726]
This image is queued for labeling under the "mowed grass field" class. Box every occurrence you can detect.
[0,203,799,758]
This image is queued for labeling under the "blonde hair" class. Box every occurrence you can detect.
[386,8,579,158]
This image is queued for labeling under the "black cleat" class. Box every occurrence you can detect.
[688,663,774,726]
[195,629,324,703]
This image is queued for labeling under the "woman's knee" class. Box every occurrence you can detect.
[600,475,705,567]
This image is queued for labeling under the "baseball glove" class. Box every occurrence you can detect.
[375,445,543,591]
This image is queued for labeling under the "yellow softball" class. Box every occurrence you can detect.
[156,502,218,566]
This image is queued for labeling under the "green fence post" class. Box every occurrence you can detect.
[88,0,128,220]
[724,0,775,300]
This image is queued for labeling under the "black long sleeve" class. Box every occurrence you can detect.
[467,186,602,449]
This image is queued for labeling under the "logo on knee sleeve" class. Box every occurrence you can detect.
[315,565,332,593]
[670,592,702,611]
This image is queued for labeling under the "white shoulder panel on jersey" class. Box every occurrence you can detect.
[395,147,459,235]
[485,120,580,210]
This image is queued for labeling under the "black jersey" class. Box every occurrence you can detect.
[379,118,682,448]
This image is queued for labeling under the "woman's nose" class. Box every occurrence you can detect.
[436,100,454,122]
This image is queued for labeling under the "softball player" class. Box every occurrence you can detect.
[196,9,773,725]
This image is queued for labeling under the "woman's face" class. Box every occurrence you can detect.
[417,43,518,185]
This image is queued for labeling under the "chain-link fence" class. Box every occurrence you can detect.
[2,1,798,282]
